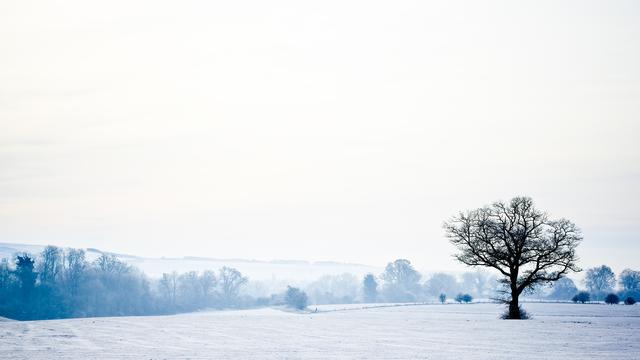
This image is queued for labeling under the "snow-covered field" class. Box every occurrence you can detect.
[2,303,638,359]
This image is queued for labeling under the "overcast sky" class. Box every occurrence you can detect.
[1,0,638,272]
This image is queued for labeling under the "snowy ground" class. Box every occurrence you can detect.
[2,303,638,359]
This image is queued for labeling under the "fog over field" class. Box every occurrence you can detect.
[1,0,639,359]
[1,0,639,271]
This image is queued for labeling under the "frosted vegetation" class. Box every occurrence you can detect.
[0,246,638,321]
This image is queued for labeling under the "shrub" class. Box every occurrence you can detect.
[624,297,636,305]
[572,291,590,304]
[604,293,619,304]
[439,293,446,304]
[284,286,308,310]
[455,293,473,303]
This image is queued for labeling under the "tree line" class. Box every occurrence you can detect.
[0,246,255,320]
[2,244,636,321]
[546,265,639,305]
[0,246,501,320]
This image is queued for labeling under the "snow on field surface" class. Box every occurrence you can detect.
[2,303,638,359]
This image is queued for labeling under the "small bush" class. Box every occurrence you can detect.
[572,291,590,304]
[624,297,636,305]
[604,293,619,305]
[439,293,446,304]
[454,293,473,303]
[284,286,308,310]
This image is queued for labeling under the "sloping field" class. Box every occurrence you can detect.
[1,303,638,359]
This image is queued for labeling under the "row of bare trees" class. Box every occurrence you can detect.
[0,246,251,320]
[155,267,249,312]
[357,260,499,304]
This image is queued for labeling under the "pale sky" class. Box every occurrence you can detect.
[1,0,639,272]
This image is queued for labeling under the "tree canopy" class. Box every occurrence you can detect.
[444,196,582,318]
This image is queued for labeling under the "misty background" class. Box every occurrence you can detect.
[1,0,639,273]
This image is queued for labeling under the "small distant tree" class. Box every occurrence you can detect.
[604,293,619,305]
[439,293,446,304]
[285,286,308,310]
[572,291,590,304]
[584,265,615,301]
[362,274,378,303]
[624,297,636,305]
[218,267,248,307]
[445,197,582,319]
[15,254,37,297]
[618,269,640,301]
[380,259,421,302]
[619,269,640,291]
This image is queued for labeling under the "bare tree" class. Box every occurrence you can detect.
[547,277,578,300]
[218,267,247,307]
[584,265,616,300]
[160,271,179,310]
[94,254,129,275]
[619,269,640,292]
[38,246,62,285]
[444,196,581,319]
[63,249,87,298]
[199,270,218,305]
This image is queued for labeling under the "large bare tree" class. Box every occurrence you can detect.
[444,196,582,319]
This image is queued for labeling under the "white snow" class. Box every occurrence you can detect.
[2,303,638,359]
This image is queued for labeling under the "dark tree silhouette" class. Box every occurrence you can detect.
[604,293,619,305]
[15,254,37,297]
[572,291,590,304]
[1,246,257,320]
[444,196,582,319]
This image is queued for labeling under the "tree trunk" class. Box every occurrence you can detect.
[508,294,521,319]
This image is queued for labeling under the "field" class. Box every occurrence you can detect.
[2,303,638,359]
